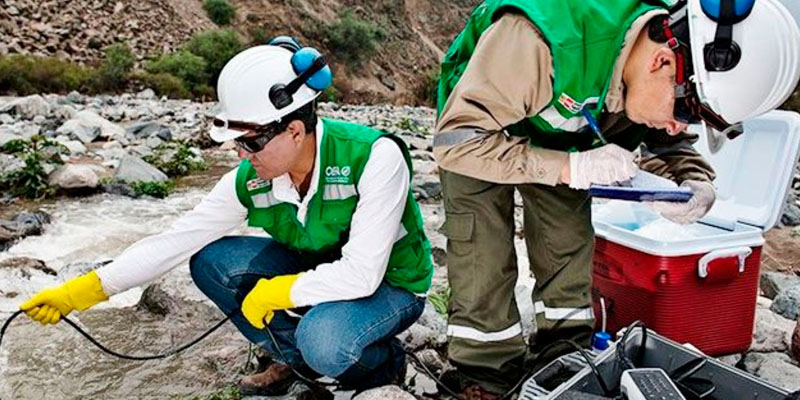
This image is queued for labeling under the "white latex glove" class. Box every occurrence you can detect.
[568,144,639,189]
[648,180,716,225]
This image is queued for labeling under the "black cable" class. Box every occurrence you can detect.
[1,309,231,360]
[616,320,647,371]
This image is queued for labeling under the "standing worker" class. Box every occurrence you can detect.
[434,0,800,398]
[19,39,433,395]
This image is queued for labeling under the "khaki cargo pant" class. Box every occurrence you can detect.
[440,170,595,393]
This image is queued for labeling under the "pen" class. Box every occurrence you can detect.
[582,107,608,145]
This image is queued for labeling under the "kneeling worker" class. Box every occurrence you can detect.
[19,38,434,395]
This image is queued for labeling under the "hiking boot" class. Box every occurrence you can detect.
[238,361,296,396]
[461,383,502,400]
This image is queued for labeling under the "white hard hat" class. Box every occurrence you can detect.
[210,45,324,142]
[685,0,800,124]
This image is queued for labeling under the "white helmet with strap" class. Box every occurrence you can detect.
[662,0,800,135]
[210,38,332,142]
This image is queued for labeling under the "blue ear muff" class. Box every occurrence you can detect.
[268,36,302,53]
[699,0,755,23]
[290,47,333,92]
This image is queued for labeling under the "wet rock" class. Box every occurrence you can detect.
[58,260,111,280]
[771,284,800,321]
[114,154,168,183]
[413,348,446,373]
[101,182,137,197]
[740,352,800,392]
[0,211,52,250]
[792,317,800,363]
[0,95,52,119]
[751,307,794,353]
[125,121,172,141]
[137,283,179,317]
[0,257,56,277]
[56,118,101,144]
[353,385,415,400]
[48,163,108,190]
[760,271,800,299]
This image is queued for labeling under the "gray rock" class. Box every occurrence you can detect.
[137,283,178,317]
[413,176,442,200]
[58,260,111,281]
[32,115,46,124]
[741,352,800,392]
[126,121,172,141]
[751,307,794,353]
[0,212,52,242]
[101,183,137,197]
[772,284,800,321]
[0,130,20,148]
[0,113,14,124]
[406,137,432,152]
[66,91,85,104]
[761,271,800,299]
[73,110,125,139]
[60,140,87,156]
[113,154,168,183]
[431,246,447,266]
[47,164,108,190]
[57,118,102,144]
[15,122,40,139]
[0,257,57,277]
[793,317,800,363]
[0,95,52,119]
[53,105,78,121]
[353,385,414,400]
[136,88,157,101]
[146,135,164,149]
[782,200,800,226]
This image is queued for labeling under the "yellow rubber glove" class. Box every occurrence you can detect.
[19,271,109,325]
[241,274,301,329]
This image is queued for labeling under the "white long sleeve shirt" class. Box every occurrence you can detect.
[96,121,412,307]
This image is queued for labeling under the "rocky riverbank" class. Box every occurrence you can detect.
[1,92,800,399]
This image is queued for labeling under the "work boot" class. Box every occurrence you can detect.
[238,361,296,396]
[461,383,502,400]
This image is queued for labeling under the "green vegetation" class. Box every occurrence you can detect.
[0,136,70,199]
[0,54,92,95]
[131,180,175,199]
[146,51,209,91]
[428,285,451,317]
[94,43,136,92]
[185,29,244,83]
[323,85,341,103]
[143,142,208,177]
[323,10,385,67]
[203,0,236,26]
[416,69,440,108]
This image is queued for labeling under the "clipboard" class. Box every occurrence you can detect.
[589,171,694,202]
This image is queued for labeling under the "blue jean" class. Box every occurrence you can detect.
[189,236,426,390]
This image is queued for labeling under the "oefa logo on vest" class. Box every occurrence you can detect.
[325,165,351,184]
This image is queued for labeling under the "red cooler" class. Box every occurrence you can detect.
[591,110,800,356]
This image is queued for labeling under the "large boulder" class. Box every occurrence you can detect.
[740,352,800,392]
[47,163,109,190]
[0,95,52,119]
[0,128,20,147]
[56,118,101,144]
[125,121,172,142]
[751,307,795,353]
[772,284,800,321]
[114,154,168,183]
[760,271,800,299]
[72,110,125,139]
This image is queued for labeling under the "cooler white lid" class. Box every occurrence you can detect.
[695,110,800,231]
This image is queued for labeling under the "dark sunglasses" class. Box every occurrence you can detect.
[213,118,285,153]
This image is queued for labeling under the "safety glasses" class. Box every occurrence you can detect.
[212,118,285,153]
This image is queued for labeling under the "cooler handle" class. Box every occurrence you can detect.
[697,247,752,279]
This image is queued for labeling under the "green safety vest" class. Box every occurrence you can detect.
[234,118,433,294]
[438,0,671,151]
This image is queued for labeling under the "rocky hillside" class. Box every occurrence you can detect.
[0,0,479,104]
